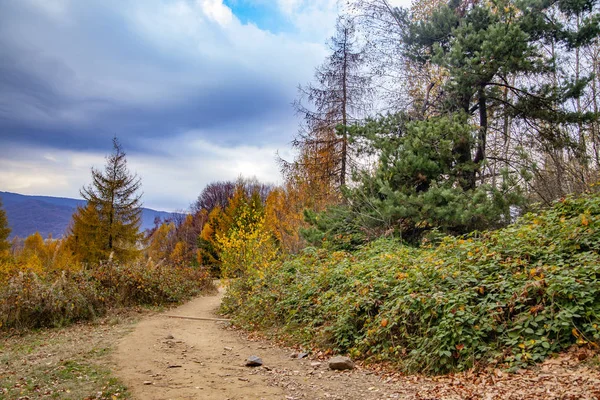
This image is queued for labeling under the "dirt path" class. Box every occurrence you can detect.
[113,287,600,400]
[111,287,404,400]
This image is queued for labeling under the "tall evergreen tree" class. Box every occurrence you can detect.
[285,16,372,195]
[0,198,11,254]
[67,138,143,264]
[402,0,599,189]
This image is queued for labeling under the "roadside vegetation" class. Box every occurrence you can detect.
[0,260,213,330]
[223,192,600,374]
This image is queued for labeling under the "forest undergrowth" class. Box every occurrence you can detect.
[223,192,600,374]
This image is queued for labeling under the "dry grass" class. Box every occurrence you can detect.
[0,308,151,399]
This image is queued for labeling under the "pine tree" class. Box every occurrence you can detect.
[67,138,143,264]
[402,0,599,189]
[0,198,11,254]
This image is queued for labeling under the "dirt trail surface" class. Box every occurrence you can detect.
[112,287,393,400]
[113,287,600,400]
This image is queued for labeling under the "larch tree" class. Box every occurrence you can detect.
[285,15,372,196]
[67,138,143,264]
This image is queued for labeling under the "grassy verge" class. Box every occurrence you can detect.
[0,309,144,399]
[222,192,600,374]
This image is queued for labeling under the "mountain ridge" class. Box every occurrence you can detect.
[0,191,182,239]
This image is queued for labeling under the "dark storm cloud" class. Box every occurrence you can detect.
[0,0,300,154]
[0,0,335,210]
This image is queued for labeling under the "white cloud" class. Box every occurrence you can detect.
[0,146,104,198]
[275,0,339,39]
[0,135,295,211]
[199,0,234,26]
[130,132,295,210]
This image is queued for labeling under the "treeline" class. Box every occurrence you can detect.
[281,0,600,246]
[145,177,311,279]
[4,0,596,282]
[0,139,213,329]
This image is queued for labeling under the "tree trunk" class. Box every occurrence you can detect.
[340,27,349,188]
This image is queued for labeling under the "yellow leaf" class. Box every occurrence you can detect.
[381,318,388,328]
[582,215,589,226]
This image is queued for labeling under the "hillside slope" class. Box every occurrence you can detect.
[223,192,600,374]
[0,191,182,238]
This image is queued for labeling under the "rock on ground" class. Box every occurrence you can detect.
[246,355,263,367]
[328,356,355,371]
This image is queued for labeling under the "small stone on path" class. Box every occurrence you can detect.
[245,355,263,367]
[328,356,355,371]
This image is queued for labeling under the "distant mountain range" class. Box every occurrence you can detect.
[0,191,182,239]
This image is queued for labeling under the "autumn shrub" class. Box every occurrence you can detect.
[0,261,214,330]
[0,270,105,329]
[222,192,600,374]
[89,259,214,305]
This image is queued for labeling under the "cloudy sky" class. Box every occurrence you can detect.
[0,0,410,211]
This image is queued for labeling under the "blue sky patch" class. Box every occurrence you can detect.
[223,0,290,33]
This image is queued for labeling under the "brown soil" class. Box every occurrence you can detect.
[113,287,600,400]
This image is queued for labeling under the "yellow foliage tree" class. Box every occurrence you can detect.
[217,204,278,280]
[264,186,306,254]
[169,241,189,268]
[198,184,263,272]
[198,206,226,270]
[18,232,46,275]
[147,222,175,261]
[6,232,81,279]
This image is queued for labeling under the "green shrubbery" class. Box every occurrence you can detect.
[222,192,600,374]
[0,261,214,330]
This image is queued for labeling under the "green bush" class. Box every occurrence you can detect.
[0,261,214,330]
[222,192,600,374]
